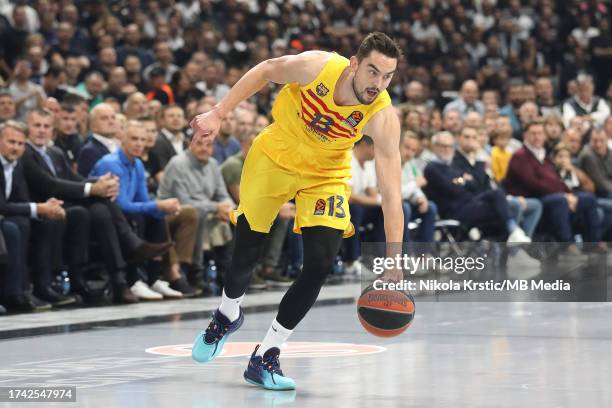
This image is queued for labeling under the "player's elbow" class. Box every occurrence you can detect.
[260,56,296,84]
[259,58,280,82]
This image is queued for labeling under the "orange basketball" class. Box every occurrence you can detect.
[357,286,415,337]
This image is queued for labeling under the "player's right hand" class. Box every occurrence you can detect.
[380,268,404,283]
[189,108,223,146]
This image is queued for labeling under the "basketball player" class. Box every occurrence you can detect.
[190,32,404,390]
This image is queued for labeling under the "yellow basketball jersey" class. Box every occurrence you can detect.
[256,53,391,178]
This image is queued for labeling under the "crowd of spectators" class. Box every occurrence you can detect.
[0,0,611,313]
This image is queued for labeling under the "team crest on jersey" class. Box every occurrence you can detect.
[314,199,326,215]
[316,83,329,97]
[344,111,364,128]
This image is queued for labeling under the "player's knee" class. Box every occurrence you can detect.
[303,239,342,279]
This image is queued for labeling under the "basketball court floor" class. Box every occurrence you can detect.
[1,289,612,407]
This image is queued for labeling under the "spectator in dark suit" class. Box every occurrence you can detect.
[0,120,65,312]
[21,109,93,305]
[504,120,601,252]
[453,126,542,238]
[77,103,119,177]
[150,105,187,175]
[424,130,530,242]
[452,127,492,192]
[53,102,82,172]
[24,109,172,303]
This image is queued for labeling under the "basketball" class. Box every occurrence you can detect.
[357,285,415,337]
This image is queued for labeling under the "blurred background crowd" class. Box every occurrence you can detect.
[0,0,611,314]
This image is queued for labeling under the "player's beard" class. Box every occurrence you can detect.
[352,77,377,105]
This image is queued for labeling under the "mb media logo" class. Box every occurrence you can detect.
[146,342,387,358]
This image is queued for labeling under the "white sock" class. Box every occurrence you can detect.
[257,318,293,356]
[218,289,244,322]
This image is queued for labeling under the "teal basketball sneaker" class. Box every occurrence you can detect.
[192,308,244,363]
[243,345,296,391]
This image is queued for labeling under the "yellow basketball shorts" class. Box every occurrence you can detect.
[229,144,355,238]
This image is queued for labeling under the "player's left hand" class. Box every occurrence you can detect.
[189,108,223,146]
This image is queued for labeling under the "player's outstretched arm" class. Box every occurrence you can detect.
[365,106,404,283]
[216,50,330,117]
[190,51,330,143]
[364,106,404,243]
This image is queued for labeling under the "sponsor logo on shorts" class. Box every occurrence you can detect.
[316,83,329,97]
[314,198,326,215]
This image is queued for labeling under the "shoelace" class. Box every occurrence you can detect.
[204,319,229,344]
[262,354,284,376]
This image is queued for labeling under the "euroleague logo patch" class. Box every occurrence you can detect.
[345,111,364,128]
[145,342,386,358]
[313,198,326,215]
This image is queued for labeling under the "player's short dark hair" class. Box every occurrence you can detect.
[356,32,402,62]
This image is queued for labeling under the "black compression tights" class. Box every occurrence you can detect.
[224,215,343,330]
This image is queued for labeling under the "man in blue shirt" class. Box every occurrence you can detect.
[91,120,185,300]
